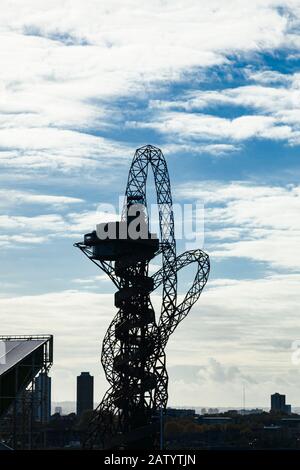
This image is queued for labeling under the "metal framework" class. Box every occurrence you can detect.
[75,145,210,448]
[0,335,53,449]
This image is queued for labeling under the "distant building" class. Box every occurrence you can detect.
[271,393,291,414]
[76,372,94,417]
[55,406,62,415]
[285,404,292,415]
[34,372,51,423]
[166,408,195,418]
[200,407,219,415]
[239,408,264,415]
[271,393,286,412]
[208,408,219,414]
[227,410,239,415]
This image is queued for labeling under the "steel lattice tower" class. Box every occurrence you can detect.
[75,145,210,448]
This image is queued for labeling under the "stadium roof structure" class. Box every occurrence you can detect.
[0,335,53,419]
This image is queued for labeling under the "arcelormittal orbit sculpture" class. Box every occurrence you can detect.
[75,145,210,448]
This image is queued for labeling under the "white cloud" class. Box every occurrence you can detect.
[164,142,241,156]
[176,181,300,270]
[1,180,300,271]
[0,214,66,231]
[0,1,299,168]
[167,272,300,406]
[0,189,83,207]
[0,233,47,247]
[71,274,110,287]
[146,71,300,147]
[131,112,294,142]
[196,358,256,385]
[0,127,129,170]
[176,180,294,203]
[0,208,119,248]
[161,81,300,115]
[246,69,293,84]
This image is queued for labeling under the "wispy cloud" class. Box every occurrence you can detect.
[0,128,130,170]
[0,1,299,169]
[0,189,83,207]
[129,112,293,143]
[0,208,118,248]
[143,69,300,148]
[177,181,300,270]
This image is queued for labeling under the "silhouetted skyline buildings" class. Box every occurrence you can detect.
[271,393,292,414]
[76,372,94,417]
[34,372,51,423]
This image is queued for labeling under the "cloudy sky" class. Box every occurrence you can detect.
[1,0,300,410]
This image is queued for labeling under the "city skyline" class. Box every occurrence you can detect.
[1,1,300,408]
